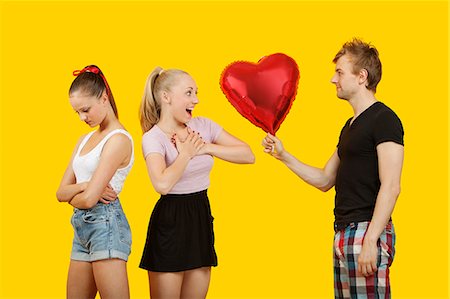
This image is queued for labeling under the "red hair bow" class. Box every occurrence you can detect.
[72,65,111,96]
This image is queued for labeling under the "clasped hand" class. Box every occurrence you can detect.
[172,128,206,158]
[99,184,117,204]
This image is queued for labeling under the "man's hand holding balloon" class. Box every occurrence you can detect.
[262,133,285,159]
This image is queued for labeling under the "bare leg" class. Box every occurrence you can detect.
[149,271,184,299]
[67,260,97,299]
[180,267,211,299]
[92,259,129,299]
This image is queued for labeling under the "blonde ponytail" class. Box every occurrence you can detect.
[139,67,163,133]
[139,67,190,133]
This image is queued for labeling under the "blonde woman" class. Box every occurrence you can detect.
[139,67,255,298]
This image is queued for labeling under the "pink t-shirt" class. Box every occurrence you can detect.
[142,117,223,194]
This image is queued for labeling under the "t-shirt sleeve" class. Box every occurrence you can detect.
[198,117,223,143]
[142,131,165,159]
[374,109,404,146]
[209,118,223,143]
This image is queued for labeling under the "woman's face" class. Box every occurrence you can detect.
[165,74,199,124]
[70,90,107,127]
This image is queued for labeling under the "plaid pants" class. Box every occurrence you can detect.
[333,221,395,299]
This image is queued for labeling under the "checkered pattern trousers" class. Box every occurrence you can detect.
[333,221,395,299]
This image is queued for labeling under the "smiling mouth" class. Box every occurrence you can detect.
[186,109,193,116]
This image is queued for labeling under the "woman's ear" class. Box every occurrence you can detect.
[101,90,109,103]
[161,91,171,104]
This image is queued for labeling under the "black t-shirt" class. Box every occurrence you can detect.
[334,102,404,228]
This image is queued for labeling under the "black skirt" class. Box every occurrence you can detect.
[139,189,218,272]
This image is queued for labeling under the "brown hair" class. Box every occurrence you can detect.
[333,38,382,93]
[139,67,189,133]
[69,65,118,118]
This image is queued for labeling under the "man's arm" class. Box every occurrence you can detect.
[358,141,404,276]
[262,133,340,192]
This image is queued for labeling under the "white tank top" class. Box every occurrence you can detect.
[72,129,134,195]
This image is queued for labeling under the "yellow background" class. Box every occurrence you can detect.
[0,0,448,298]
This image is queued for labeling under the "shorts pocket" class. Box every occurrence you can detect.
[115,211,132,246]
[82,210,108,224]
[71,212,87,244]
[380,225,395,266]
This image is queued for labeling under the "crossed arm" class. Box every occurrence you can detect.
[56,134,132,209]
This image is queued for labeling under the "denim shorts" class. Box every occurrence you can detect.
[70,199,132,262]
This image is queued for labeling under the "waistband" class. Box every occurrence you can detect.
[334,220,393,232]
[160,189,208,200]
[74,198,122,212]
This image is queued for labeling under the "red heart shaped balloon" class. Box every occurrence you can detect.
[220,53,300,134]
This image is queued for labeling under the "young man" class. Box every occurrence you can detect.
[262,39,404,298]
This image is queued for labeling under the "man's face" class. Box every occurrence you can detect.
[330,54,360,101]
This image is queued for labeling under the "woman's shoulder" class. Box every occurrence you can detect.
[99,130,133,156]
[142,125,165,142]
[142,125,167,156]
[188,117,223,142]
[108,128,133,141]
[106,130,133,144]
